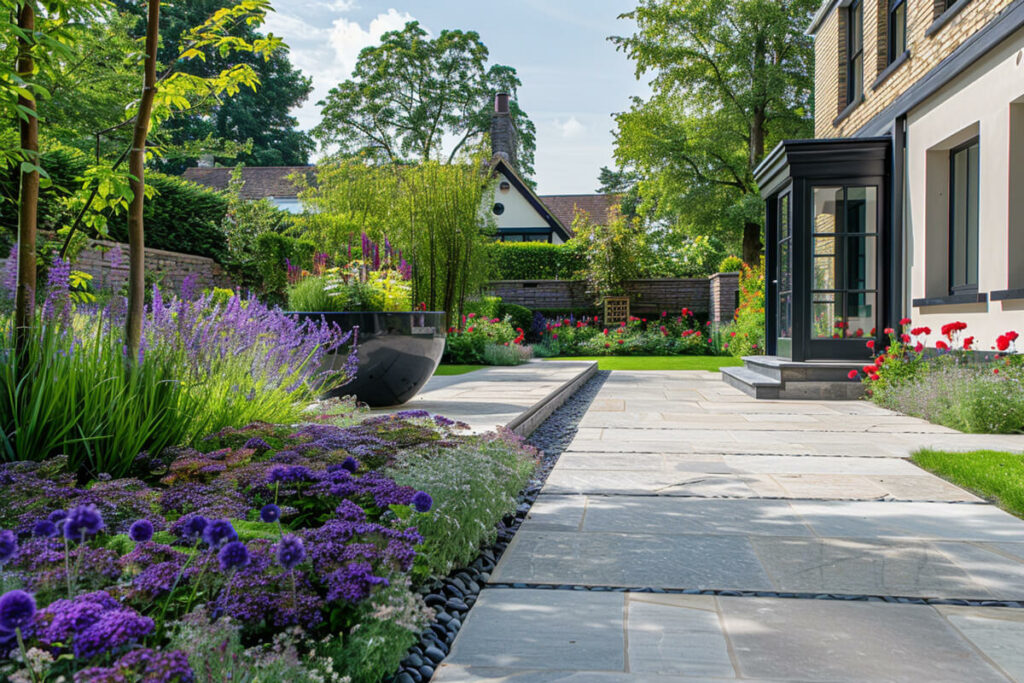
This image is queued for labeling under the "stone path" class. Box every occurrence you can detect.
[435,370,1024,682]
[374,361,594,433]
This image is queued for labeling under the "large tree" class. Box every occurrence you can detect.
[314,21,537,179]
[116,0,314,172]
[612,0,817,264]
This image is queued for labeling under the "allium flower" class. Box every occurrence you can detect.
[260,504,281,523]
[32,521,58,538]
[202,519,237,548]
[0,530,16,565]
[276,534,305,570]
[341,457,359,473]
[47,510,68,524]
[412,491,433,513]
[180,515,208,542]
[128,519,154,543]
[218,541,250,571]
[243,437,270,451]
[0,589,36,632]
[63,504,105,541]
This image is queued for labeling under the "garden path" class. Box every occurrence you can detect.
[435,370,1024,682]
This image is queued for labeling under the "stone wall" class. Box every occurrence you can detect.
[10,239,233,295]
[487,275,740,322]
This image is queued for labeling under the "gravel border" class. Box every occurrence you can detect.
[385,371,611,683]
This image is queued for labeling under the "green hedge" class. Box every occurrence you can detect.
[487,241,585,280]
[1,145,229,262]
[256,232,315,304]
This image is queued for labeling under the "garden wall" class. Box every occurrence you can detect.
[2,238,234,295]
[487,273,740,321]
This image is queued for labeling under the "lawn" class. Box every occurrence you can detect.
[435,364,486,376]
[543,356,743,371]
[912,449,1024,518]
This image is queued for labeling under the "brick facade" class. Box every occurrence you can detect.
[815,0,1015,137]
[487,275,740,322]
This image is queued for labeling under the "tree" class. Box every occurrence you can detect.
[115,0,314,172]
[612,0,817,264]
[571,207,651,303]
[596,165,641,218]
[314,21,537,179]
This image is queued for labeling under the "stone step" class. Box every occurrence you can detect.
[722,357,866,400]
[721,366,780,399]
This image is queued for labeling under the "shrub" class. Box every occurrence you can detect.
[220,166,295,291]
[571,208,650,302]
[444,315,520,364]
[654,235,725,278]
[534,310,724,357]
[286,236,412,312]
[729,262,765,357]
[482,343,533,366]
[464,296,503,320]
[256,232,316,305]
[499,302,533,332]
[487,241,586,280]
[717,255,744,273]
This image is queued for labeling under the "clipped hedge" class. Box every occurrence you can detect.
[487,241,585,280]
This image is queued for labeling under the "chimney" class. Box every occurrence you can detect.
[490,92,518,169]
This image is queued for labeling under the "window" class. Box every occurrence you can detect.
[846,0,864,105]
[888,0,906,63]
[948,139,979,294]
[492,203,505,215]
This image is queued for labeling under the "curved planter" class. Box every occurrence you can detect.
[293,311,446,408]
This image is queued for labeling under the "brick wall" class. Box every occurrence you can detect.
[487,276,740,322]
[815,0,1014,137]
[8,239,234,295]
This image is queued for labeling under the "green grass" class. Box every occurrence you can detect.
[543,356,743,371]
[912,449,1024,518]
[434,364,486,376]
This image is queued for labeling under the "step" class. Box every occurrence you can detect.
[743,355,864,383]
[721,366,781,400]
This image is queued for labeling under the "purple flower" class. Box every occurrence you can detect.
[259,504,281,524]
[334,500,366,522]
[268,465,314,484]
[244,437,270,451]
[218,541,250,571]
[0,590,35,632]
[74,648,194,683]
[0,530,16,565]
[341,456,359,473]
[32,521,58,538]
[179,515,208,543]
[128,519,154,543]
[48,509,68,524]
[63,504,105,541]
[276,534,305,570]
[202,519,237,548]
[71,608,154,659]
[395,409,430,419]
[412,491,433,513]
[324,562,389,603]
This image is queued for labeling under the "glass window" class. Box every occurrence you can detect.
[846,0,864,104]
[811,186,877,338]
[888,0,906,63]
[777,194,792,339]
[949,139,979,293]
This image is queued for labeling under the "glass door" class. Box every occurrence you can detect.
[776,193,793,357]
[809,186,878,353]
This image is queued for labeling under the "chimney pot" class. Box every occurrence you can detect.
[494,93,510,114]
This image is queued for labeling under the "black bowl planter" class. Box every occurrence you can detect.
[293,311,447,408]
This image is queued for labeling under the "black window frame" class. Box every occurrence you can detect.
[948,137,980,295]
[888,0,907,64]
[846,0,864,105]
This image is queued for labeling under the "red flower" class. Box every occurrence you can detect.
[996,335,1010,351]
[603,328,609,336]
[994,368,1000,375]
[662,311,667,317]
[884,327,895,335]
[604,343,610,348]
[962,336,974,350]
[617,339,624,345]
[870,373,880,381]
[467,312,476,319]
[876,356,885,364]
[848,370,859,380]
[866,340,875,350]
[855,328,864,337]
[871,327,876,336]
[1006,331,1020,342]
[863,365,878,374]
[936,340,949,350]
[911,327,931,336]
[900,317,912,326]
[730,332,737,337]
[940,321,967,339]
[915,342,924,352]
[467,326,475,333]
[900,334,911,343]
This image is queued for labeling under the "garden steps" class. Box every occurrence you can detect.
[721,355,865,400]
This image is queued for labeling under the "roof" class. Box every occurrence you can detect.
[181,166,314,199]
[537,193,622,231]
[488,155,573,242]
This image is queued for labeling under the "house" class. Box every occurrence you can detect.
[753,0,1024,364]
[181,94,619,244]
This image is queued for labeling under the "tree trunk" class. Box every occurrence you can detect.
[125,0,160,361]
[14,3,38,363]
[749,107,765,171]
[742,221,762,266]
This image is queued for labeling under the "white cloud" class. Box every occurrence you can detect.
[555,116,586,139]
[328,9,415,81]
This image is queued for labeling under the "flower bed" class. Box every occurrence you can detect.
[532,309,729,357]
[443,314,530,366]
[0,407,537,682]
[851,321,1023,433]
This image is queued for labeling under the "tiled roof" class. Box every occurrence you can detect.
[181,166,314,199]
[537,193,622,230]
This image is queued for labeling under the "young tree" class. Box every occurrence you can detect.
[13,3,38,358]
[314,21,537,179]
[612,0,817,264]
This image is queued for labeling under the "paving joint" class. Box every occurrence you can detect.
[534,491,993,504]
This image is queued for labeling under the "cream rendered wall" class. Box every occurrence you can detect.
[906,26,1024,347]
[491,171,549,229]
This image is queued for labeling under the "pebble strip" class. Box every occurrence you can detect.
[385,371,611,683]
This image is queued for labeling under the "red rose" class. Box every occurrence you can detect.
[467,326,475,333]
[1006,331,1020,342]
[848,370,859,380]
[915,342,924,352]
[994,368,1000,375]
[603,328,609,335]
[884,328,894,335]
[863,365,878,374]
[876,356,885,364]
[866,340,875,350]
[936,340,949,350]
[900,317,912,326]
[901,334,911,343]
[870,373,880,381]
[617,339,624,345]
[996,335,1010,351]
[605,343,610,348]
[963,336,974,350]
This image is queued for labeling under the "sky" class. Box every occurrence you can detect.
[262,1,653,195]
